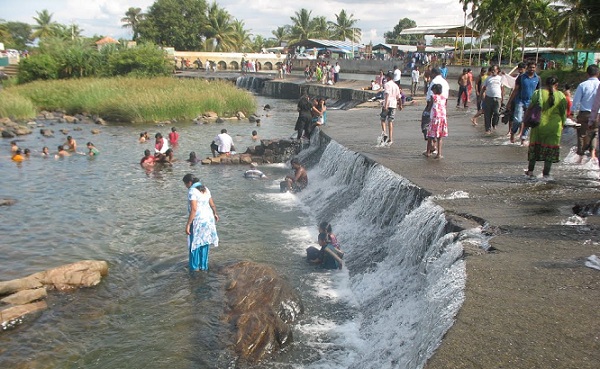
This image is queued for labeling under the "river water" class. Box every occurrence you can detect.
[0,95,480,369]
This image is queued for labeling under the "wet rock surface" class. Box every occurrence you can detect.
[0,260,109,331]
[221,261,303,363]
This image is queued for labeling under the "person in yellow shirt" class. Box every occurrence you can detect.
[11,149,24,162]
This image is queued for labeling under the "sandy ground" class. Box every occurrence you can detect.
[310,77,600,369]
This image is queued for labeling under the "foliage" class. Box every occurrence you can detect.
[18,54,59,83]
[103,43,172,77]
[122,7,145,41]
[384,18,419,44]
[328,10,361,42]
[0,90,37,119]
[137,0,208,51]
[31,9,58,40]
[3,22,32,50]
[5,77,257,123]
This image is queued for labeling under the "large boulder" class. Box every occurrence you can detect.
[221,261,303,363]
[0,260,109,294]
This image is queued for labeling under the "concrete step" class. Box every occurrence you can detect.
[2,64,19,76]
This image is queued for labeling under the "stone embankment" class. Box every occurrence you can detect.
[0,260,109,331]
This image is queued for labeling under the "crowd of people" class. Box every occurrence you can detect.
[302,61,341,85]
[9,134,100,164]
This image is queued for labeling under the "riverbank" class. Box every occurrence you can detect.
[318,95,600,368]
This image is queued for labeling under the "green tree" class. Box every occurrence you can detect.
[121,7,145,41]
[271,26,290,46]
[289,8,314,43]
[204,3,236,51]
[310,16,330,39]
[232,19,252,51]
[3,22,32,50]
[383,18,419,44]
[31,9,58,40]
[328,10,361,42]
[138,0,208,50]
[550,0,596,49]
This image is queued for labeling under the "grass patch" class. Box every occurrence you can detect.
[0,90,37,120]
[1,76,256,123]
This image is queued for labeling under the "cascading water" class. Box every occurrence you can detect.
[283,134,477,369]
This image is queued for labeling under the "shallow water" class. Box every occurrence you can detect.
[1,95,472,369]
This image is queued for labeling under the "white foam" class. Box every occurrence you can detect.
[433,191,470,200]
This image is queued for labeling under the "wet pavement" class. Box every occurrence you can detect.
[319,84,600,369]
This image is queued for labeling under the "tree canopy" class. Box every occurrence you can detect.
[383,18,420,45]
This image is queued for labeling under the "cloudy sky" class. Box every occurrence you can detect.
[0,0,468,45]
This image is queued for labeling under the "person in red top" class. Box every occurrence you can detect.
[140,149,156,167]
[564,84,573,118]
[169,127,180,146]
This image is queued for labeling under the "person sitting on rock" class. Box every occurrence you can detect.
[306,232,343,270]
[281,158,308,193]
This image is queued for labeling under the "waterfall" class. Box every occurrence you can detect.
[292,134,481,369]
[235,75,266,92]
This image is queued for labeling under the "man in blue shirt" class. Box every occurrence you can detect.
[440,63,448,79]
[573,64,600,161]
[507,62,540,145]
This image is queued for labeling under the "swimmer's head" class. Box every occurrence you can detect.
[155,132,162,139]
[252,130,258,136]
[58,145,64,151]
[171,127,177,132]
[144,149,151,156]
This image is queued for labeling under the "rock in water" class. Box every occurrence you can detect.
[0,260,109,294]
[221,261,303,363]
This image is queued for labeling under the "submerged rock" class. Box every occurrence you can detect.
[221,261,303,363]
[0,260,109,295]
[0,260,108,332]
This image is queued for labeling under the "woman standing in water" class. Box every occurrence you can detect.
[524,76,567,180]
[183,174,219,271]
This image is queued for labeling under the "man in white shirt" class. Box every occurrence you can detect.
[334,62,340,83]
[411,66,420,96]
[573,64,600,160]
[481,65,504,134]
[212,129,235,156]
[393,65,402,88]
[380,71,402,146]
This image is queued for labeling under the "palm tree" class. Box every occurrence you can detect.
[310,16,330,39]
[204,3,236,51]
[121,7,145,41]
[271,26,290,46]
[289,8,314,43]
[550,0,591,49]
[231,19,252,52]
[31,9,57,40]
[328,10,361,42]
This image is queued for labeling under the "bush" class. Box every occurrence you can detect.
[105,44,171,77]
[18,54,59,84]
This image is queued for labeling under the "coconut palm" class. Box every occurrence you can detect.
[289,8,314,43]
[271,26,290,46]
[328,9,361,42]
[550,0,592,48]
[31,9,57,40]
[231,19,252,52]
[121,7,145,41]
[310,16,330,39]
[204,3,236,51]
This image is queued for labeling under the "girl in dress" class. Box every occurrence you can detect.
[426,84,448,159]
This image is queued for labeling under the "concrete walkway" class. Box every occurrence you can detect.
[312,77,600,369]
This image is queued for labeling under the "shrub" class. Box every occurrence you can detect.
[18,54,59,84]
[105,44,171,77]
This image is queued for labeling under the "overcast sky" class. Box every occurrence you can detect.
[0,0,468,45]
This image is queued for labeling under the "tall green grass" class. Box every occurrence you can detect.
[1,77,256,123]
[0,90,37,120]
